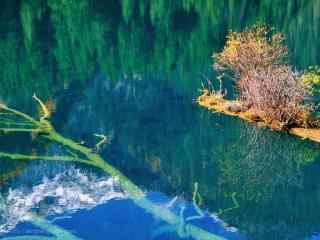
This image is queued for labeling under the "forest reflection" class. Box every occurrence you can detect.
[0,0,320,239]
[0,0,319,109]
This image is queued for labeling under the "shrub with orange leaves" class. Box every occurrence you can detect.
[213,25,313,128]
[214,26,288,75]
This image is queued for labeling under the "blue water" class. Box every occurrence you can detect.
[0,1,320,239]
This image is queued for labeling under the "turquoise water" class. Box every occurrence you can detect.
[0,1,320,239]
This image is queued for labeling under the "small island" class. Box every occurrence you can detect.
[198,26,320,143]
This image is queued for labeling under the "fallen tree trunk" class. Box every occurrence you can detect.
[0,101,226,240]
[198,91,320,144]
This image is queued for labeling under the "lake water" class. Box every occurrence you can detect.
[0,1,320,240]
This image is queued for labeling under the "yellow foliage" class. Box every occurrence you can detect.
[300,66,320,93]
[212,25,313,127]
[214,25,288,75]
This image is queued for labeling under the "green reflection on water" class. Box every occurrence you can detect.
[0,98,226,240]
[0,0,320,239]
[0,0,319,107]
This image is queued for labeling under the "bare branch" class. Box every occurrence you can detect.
[0,105,41,126]
[0,152,90,165]
[33,93,51,120]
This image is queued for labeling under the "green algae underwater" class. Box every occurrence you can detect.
[1,0,320,239]
[0,99,226,240]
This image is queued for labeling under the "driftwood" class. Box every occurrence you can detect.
[198,91,320,144]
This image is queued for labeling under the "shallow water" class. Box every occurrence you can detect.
[0,1,320,239]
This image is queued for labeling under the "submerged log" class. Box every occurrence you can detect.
[0,101,226,240]
[197,92,320,144]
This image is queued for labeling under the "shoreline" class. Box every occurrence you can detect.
[197,91,320,144]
